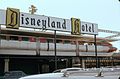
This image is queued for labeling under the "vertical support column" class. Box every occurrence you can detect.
[65,59,68,68]
[76,40,80,67]
[82,59,85,68]
[54,30,57,70]
[72,40,80,67]
[0,25,1,48]
[76,40,79,56]
[4,58,9,73]
[112,57,114,66]
[37,60,41,74]
[36,38,41,73]
[94,35,99,68]
[36,37,40,56]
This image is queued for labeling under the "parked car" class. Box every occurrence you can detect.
[53,67,85,73]
[3,71,26,79]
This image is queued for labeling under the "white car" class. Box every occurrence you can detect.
[53,67,85,73]
[19,68,120,79]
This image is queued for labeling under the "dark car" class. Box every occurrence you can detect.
[3,71,26,79]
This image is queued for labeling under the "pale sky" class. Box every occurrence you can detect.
[0,0,120,50]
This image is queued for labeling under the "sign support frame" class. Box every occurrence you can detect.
[54,30,57,70]
[0,24,1,48]
[94,34,99,68]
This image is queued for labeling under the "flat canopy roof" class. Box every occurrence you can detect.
[0,27,118,43]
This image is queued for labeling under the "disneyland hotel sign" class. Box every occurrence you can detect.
[0,9,98,35]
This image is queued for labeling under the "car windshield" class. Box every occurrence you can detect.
[53,69,62,73]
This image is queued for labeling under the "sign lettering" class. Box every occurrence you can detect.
[6,8,19,29]
[71,18,81,35]
[20,13,71,31]
[81,21,98,35]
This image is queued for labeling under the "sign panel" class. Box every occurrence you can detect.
[0,9,6,25]
[6,8,20,29]
[71,18,81,35]
[0,8,98,34]
[81,21,98,35]
[20,12,71,32]
[71,18,98,35]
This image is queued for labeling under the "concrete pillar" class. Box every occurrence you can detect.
[4,58,9,72]
[72,57,80,67]
[36,37,40,55]
[75,40,79,56]
[65,59,68,68]
[82,59,85,68]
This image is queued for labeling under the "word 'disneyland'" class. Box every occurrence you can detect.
[20,13,71,31]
